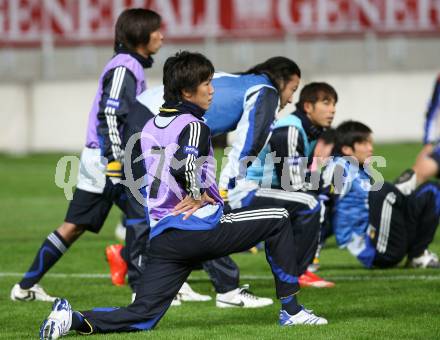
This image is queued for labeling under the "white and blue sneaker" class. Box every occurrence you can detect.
[279,308,328,326]
[39,298,73,339]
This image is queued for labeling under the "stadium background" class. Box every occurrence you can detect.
[1,1,440,339]
[0,0,440,153]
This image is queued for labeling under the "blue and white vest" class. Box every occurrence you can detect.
[246,114,317,186]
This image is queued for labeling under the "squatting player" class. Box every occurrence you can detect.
[39,51,327,340]
[109,55,303,307]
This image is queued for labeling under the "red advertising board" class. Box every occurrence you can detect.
[0,0,439,46]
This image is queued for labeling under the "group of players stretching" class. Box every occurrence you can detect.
[7,8,440,339]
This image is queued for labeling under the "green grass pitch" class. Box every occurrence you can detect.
[1,143,440,339]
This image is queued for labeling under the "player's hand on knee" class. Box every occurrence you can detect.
[172,192,215,220]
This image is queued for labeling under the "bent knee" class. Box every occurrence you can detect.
[57,222,86,241]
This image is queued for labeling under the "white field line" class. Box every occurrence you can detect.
[1,272,440,282]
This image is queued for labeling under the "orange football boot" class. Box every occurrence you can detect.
[299,270,335,288]
[105,244,127,286]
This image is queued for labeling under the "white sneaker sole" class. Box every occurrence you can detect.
[216,300,273,308]
[179,294,212,302]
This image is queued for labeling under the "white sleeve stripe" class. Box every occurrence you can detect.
[185,123,194,193]
[188,121,201,147]
[110,114,120,146]
[190,122,196,147]
[189,122,194,146]
[190,154,197,195]
[288,126,294,186]
[114,67,126,99]
[185,122,202,196]
[293,128,305,189]
[111,114,122,145]
[190,123,201,195]
[109,67,125,99]
[288,126,302,188]
[105,107,117,145]
[103,66,129,161]
[195,122,200,147]
[104,107,116,144]
[109,67,121,99]
[105,106,122,160]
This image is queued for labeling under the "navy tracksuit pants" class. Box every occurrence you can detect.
[80,206,299,333]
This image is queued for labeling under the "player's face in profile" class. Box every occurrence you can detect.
[279,75,300,109]
[305,97,336,128]
[146,29,164,55]
[183,78,214,110]
[343,136,374,165]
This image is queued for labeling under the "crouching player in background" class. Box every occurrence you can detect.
[39,51,327,340]
[322,121,440,269]
[228,82,338,287]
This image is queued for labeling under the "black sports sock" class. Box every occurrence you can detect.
[280,295,302,315]
[19,231,69,289]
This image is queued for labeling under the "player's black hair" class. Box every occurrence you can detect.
[335,120,372,155]
[114,8,161,52]
[296,82,338,111]
[241,57,301,93]
[320,128,337,145]
[163,51,214,103]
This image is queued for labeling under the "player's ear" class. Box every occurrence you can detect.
[277,79,285,92]
[341,145,354,156]
[303,101,314,114]
[181,88,193,101]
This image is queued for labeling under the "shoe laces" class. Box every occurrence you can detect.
[238,284,258,300]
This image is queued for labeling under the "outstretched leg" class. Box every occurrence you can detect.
[79,257,192,333]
